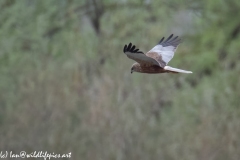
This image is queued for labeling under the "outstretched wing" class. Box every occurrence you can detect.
[123,43,160,66]
[146,34,182,68]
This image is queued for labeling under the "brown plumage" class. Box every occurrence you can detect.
[131,63,177,74]
[123,34,192,74]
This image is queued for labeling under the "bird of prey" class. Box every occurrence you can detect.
[123,34,192,74]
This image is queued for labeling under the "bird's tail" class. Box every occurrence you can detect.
[164,66,192,74]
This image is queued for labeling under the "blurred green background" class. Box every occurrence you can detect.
[0,0,240,159]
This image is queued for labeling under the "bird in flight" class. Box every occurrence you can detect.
[123,34,192,74]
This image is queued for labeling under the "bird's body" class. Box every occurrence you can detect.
[131,63,177,74]
[123,34,192,74]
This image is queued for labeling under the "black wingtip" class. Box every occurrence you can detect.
[123,43,143,54]
[165,34,173,42]
[130,45,136,52]
[123,44,127,53]
[127,42,132,51]
[157,34,182,47]
[158,37,165,44]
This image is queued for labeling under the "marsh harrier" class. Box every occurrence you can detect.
[123,34,192,74]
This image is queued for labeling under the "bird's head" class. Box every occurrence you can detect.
[131,63,141,74]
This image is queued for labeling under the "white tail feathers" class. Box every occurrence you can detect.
[164,66,192,74]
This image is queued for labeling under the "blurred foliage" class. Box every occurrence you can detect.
[0,0,240,159]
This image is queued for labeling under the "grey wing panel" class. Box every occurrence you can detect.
[147,34,182,65]
[123,43,160,66]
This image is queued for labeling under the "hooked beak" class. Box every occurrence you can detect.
[131,70,133,74]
